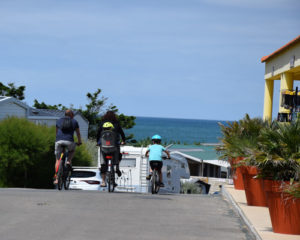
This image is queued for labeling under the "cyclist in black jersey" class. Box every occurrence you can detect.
[96,111,126,187]
[54,110,82,184]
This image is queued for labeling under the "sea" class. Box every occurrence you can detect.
[124,116,228,144]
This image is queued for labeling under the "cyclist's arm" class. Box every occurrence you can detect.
[96,123,103,143]
[145,150,149,157]
[118,124,126,143]
[164,150,171,159]
[75,128,82,145]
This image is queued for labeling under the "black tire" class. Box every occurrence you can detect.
[107,172,112,192]
[152,170,160,194]
[151,172,156,194]
[108,167,115,192]
[64,167,71,190]
[155,170,160,194]
[57,162,64,191]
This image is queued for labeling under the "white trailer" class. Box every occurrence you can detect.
[98,145,190,193]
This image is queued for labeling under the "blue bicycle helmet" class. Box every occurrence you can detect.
[151,134,161,140]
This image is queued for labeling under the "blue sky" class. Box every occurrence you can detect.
[0,0,299,121]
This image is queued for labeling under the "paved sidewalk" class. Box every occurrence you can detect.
[223,185,300,240]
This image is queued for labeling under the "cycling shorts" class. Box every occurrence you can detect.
[55,140,76,159]
[150,161,163,171]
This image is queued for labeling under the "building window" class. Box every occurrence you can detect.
[120,158,136,167]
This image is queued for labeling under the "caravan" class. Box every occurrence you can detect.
[98,145,190,193]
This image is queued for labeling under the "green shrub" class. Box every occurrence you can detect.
[83,139,98,166]
[72,140,94,167]
[181,181,202,194]
[0,117,92,188]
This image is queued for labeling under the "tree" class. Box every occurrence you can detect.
[0,82,26,100]
[78,89,136,139]
[2,82,136,140]
[79,89,106,126]
[33,99,67,110]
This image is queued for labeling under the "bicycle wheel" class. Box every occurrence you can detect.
[151,172,156,194]
[57,162,64,190]
[64,165,72,190]
[151,170,159,194]
[108,167,115,192]
[154,170,160,194]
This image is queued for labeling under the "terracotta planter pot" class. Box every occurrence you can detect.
[231,157,245,190]
[242,166,267,207]
[261,179,274,204]
[265,180,300,235]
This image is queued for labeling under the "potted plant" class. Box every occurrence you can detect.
[248,121,300,234]
[218,114,266,198]
[235,115,268,206]
[217,120,245,190]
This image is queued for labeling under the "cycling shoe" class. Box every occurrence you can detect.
[116,169,122,177]
[146,174,152,180]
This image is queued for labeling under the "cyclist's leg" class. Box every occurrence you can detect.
[100,164,107,187]
[100,150,107,186]
[114,147,122,177]
[65,141,76,164]
[54,141,64,184]
[157,162,164,186]
[147,161,156,179]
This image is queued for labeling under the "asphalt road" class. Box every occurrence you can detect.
[0,188,255,240]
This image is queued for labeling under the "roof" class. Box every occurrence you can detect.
[0,96,89,123]
[171,151,229,168]
[0,96,29,110]
[169,144,221,160]
[28,108,89,123]
[171,151,202,163]
[0,96,8,101]
[261,35,300,63]
[203,160,230,168]
[29,108,57,117]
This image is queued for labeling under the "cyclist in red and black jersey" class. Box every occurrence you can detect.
[96,111,126,187]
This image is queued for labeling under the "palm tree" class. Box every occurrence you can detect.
[217,114,266,166]
[247,121,300,181]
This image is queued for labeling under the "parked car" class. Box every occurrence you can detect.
[69,167,101,190]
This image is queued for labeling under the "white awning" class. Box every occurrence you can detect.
[203,160,230,168]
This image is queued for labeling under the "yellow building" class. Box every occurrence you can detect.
[262,35,300,122]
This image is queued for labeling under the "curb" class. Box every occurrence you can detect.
[222,186,262,240]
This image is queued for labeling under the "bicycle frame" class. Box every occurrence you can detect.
[56,147,72,190]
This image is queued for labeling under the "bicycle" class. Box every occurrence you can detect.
[100,140,125,192]
[55,143,80,190]
[149,157,171,194]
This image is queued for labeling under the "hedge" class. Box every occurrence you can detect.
[0,117,92,188]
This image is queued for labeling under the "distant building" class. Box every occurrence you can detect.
[0,96,89,141]
[262,35,300,122]
[169,144,230,178]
